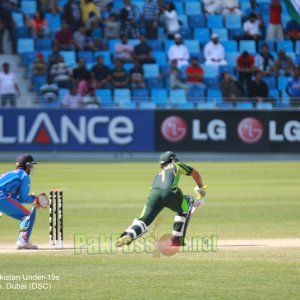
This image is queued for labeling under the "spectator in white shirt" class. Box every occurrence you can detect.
[163,2,180,39]
[115,34,134,63]
[0,62,20,107]
[204,33,227,66]
[243,13,262,41]
[62,85,83,108]
[222,0,242,16]
[202,0,223,15]
[168,34,190,68]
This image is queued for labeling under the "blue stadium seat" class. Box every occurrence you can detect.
[45,13,62,34]
[207,89,222,103]
[275,103,290,109]
[204,77,219,89]
[207,15,223,28]
[132,89,149,102]
[178,15,188,27]
[216,102,234,109]
[187,89,205,102]
[194,28,210,44]
[123,63,134,73]
[12,12,25,27]
[94,51,111,64]
[58,88,69,99]
[269,89,279,101]
[276,40,293,53]
[236,101,253,109]
[77,51,95,64]
[196,102,215,109]
[259,40,275,52]
[185,2,201,15]
[219,65,236,76]
[121,102,137,109]
[229,28,244,39]
[20,0,37,15]
[184,40,199,52]
[212,28,228,41]
[169,89,187,104]
[281,90,290,104]
[282,14,291,27]
[189,15,205,28]
[277,76,290,91]
[152,51,167,65]
[174,102,195,109]
[60,51,76,66]
[256,102,273,109]
[222,40,238,52]
[109,39,120,53]
[143,64,159,78]
[179,26,192,39]
[151,89,168,104]
[96,89,112,102]
[239,40,256,53]
[147,78,164,88]
[296,41,300,54]
[114,89,131,104]
[257,2,270,15]
[33,75,47,91]
[147,40,162,51]
[190,52,203,63]
[15,27,29,38]
[225,14,241,29]
[36,38,52,51]
[17,38,34,54]
[128,39,140,47]
[225,52,239,65]
[174,2,184,14]
[139,102,156,109]
[262,77,276,89]
[202,65,219,78]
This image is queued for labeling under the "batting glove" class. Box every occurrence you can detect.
[194,196,206,208]
[194,184,208,198]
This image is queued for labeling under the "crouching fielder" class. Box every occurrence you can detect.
[116,151,207,247]
[0,154,48,250]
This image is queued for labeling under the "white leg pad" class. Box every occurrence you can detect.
[125,219,148,239]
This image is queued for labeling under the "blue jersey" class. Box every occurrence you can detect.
[0,169,34,203]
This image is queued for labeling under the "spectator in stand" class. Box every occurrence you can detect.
[115,34,134,63]
[47,44,63,70]
[245,0,260,18]
[32,52,48,77]
[55,23,75,50]
[119,0,140,39]
[77,73,97,96]
[243,13,263,41]
[274,49,294,76]
[202,0,223,15]
[204,33,227,67]
[267,0,283,41]
[91,55,111,88]
[27,11,50,38]
[237,51,255,95]
[101,2,115,20]
[249,71,269,103]
[80,0,100,26]
[185,57,206,90]
[142,0,159,39]
[0,62,20,107]
[103,11,120,39]
[163,2,180,39]
[222,0,242,16]
[110,59,129,88]
[38,0,61,14]
[62,85,83,108]
[63,0,82,31]
[133,35,155,64]
[73,58,91,83]
[168,34,190,68]
[40,77,58,102]
[285,19,300,43]
[286,66,300,107]
[0,1,17,54]
[50,56,72,89]
[159,59,188,91]
[220,72,243,105]
[82,88,101,108]
[73,25,100,51]
[130,60,146,88]
[255,43,275,76]
[295,55,300,66]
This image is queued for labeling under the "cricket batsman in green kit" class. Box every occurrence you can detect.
[116,151,207,247]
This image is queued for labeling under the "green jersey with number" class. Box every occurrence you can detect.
[151,162,193,190]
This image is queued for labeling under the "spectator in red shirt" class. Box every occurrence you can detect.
[27,11,50,38]
[237,51,255,95]
[267,0,283,41]
[55,23,75,50]
[185,57,206,90]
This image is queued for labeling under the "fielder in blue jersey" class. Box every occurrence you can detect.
[0,154,39,249]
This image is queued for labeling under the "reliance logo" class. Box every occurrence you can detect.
[0,113,134,145]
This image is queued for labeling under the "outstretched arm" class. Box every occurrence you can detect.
[191,169,203,188]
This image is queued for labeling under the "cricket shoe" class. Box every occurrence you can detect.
[16,240,38,250]
[115,234,133,247]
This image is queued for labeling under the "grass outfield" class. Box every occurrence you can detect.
[0,161,299,299]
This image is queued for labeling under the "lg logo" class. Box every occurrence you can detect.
[161,116,187,142]
[237,117,264,144]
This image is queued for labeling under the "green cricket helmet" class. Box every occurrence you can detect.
[159,151,179,168]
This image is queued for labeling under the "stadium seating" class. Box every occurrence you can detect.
[207,15,223,28]
[225,15,241,29]
[17,38,35,54]
[132,89,150,102]
[236,101,254,109]
[185,2,201,15]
